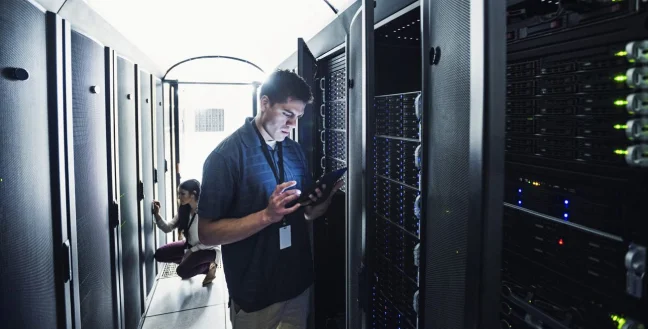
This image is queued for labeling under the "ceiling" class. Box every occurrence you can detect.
[85,0,356,80]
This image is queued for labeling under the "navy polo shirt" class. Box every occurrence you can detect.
[198,117,314,313]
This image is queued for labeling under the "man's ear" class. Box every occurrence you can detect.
[260,95,270,112]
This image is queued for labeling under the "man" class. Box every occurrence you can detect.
[197,70,344,328]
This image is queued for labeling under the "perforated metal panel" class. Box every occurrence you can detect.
[0,1,59,327]
[139,70,156,295]
[155,78,167,248]
[117,56,143,329]
[423,0,471,327]
[70,30,116,329]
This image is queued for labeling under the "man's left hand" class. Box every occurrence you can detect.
[303,180,345,220]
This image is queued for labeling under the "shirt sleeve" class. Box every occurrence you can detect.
[197,151,236,221]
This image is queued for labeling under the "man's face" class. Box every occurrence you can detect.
[259,96,306,142]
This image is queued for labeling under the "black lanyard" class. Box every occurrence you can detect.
[253,121,284,184]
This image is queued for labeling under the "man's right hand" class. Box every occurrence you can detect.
[263,181,302,223]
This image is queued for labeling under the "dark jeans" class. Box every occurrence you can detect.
[154,241,216,279]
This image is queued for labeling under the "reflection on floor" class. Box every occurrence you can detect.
[141,263,231,329]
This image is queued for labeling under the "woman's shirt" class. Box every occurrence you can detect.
[155,211,220,253]
[186,213,219,253]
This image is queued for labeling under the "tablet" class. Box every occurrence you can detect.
[286,167,347,208]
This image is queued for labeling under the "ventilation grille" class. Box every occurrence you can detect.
[195,108,224,132]
[159,257,222,280]
[160,263,179,279]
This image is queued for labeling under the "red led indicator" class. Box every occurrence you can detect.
[558,239,564,245]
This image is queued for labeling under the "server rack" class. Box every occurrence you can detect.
[116,55,144,329]
[106,47,127,329]
[312,48,349,328]
[136,68,156,296]
[1,1,76,327]
[502,1,648,328]
[70,29,118,329]
[284,0,506,328]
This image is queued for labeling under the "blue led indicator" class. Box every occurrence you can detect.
[564,200,569,205]
[518,200,522,205]
[563,213,569,219]
[518,189,522,193]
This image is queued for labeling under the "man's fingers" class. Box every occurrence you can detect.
[278,192,300,206]
[315,188,323,198]
[274,181,297,195]
[283,202,302,214]
[331,180,345,193]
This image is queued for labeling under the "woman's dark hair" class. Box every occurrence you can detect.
[177,179,201,235]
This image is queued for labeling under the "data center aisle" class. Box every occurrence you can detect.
[140,263,231,329]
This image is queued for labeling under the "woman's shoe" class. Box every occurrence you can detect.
[202,262,216,286]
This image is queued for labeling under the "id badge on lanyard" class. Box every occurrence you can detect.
[253,121,291,250]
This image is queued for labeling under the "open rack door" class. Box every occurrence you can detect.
[347,0,374,328]
[297,38,318,175]
[419,0,506,328]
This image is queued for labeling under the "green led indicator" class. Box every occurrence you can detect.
[614,149,629,155]
[615,51,628,57]
[614,75,628,82]
[614,124,628,130]
[614,100,628,106]
[610,314,627,329]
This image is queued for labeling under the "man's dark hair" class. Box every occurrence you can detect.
[260,69,313,105]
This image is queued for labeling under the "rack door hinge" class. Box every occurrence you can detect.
[61,240,72,283]
[154,168,158,184]
[165,160,168,173]
[137,180,145,201]
[626,244,646,298]
[109,200,120,229]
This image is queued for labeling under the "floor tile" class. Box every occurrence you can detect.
[142,305,226,329]
[146,268,228,317]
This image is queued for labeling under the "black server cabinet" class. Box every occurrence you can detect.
[70,29,118,329]
[117,55,144,329]
[154,77,168,248]
[502,2,648,328]
[0,2,74,328]
[419,0,506,327]
[137,68,156,295]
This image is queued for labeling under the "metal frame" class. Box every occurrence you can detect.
[346,0,374,327]
[467,0,505,326]
[297,37,318,176]
[151,74,159,271]
[162,55,265,80]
